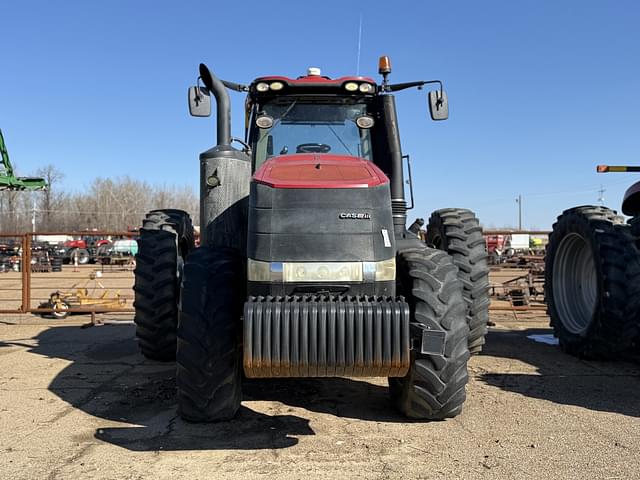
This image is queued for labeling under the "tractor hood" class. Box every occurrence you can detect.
[253,154,389,189]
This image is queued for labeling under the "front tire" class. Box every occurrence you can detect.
[426,208,490,354]
[545,206,639,358]
[176,247,244,422]
[389,248,470,420]
[133,209,194,361]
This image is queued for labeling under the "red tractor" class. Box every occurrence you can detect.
[61,239,90,265]
[60,235,111,265]
[133,57,489,421]
[485,234,506,261]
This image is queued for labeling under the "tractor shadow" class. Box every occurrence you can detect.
[478,328,640,417]
[16,322,405,452]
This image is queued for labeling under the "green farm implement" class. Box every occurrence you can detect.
[0,129,47,191]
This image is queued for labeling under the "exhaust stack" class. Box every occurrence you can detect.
[197,63,251,252]
[199,63,231,146]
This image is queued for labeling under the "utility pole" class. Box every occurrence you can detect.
[516,195,522,231]
[32,197,36,233]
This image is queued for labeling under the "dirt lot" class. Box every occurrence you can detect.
[0,309,638,480]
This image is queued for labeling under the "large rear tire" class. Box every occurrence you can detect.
[389,247,470,420]
[545,206,639,358]
[133,209,194,361]
[426,208,490,354]
[627,216,640,351]
[176,247,244,422]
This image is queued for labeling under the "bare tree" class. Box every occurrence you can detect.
[36,165,64,231]
[1,172,198,233]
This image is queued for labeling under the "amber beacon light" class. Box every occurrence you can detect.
[378,55,392,74]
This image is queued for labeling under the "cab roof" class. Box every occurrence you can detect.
[249,75,378,97]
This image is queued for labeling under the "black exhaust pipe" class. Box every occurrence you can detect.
[379,94,407,236]
[199,63,231,146]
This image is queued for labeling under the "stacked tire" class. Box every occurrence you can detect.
[425,209,490,354]
[133,209,195,361]
[51,257,63,272]
[545,206,640,358]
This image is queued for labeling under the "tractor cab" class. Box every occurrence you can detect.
[188,59,449,230]
[245,70,377,170]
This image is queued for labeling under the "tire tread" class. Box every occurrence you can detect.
[390,247,470,420]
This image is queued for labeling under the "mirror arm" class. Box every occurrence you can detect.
[385,80,443,94]
[195,76,209,98]
[222,80,249,92]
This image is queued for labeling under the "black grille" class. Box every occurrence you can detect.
[243,295,410,378]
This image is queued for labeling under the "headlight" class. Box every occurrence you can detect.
[255,115,274,129]
[247,259,271,282]
[344,82,359,92]
[359,83,374,93]
[256,82,269,92]
[270,81,284,91]
[356,116,375,129]
[284,262,363,283]
[248,259,395,282]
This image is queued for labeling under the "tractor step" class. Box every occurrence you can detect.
[243,295,410,378]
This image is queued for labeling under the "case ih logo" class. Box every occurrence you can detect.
[339,212,371,220]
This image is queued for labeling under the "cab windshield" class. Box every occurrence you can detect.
[252,97,373,169]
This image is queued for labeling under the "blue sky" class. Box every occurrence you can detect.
[1,1,639,229]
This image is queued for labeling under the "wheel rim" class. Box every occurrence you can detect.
[52,302,69,319]
[552,233,598,335]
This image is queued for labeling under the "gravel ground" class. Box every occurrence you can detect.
[0,312,638,480]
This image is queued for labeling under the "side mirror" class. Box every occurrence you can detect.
[188,86,211,117]
[428,89,449,121]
